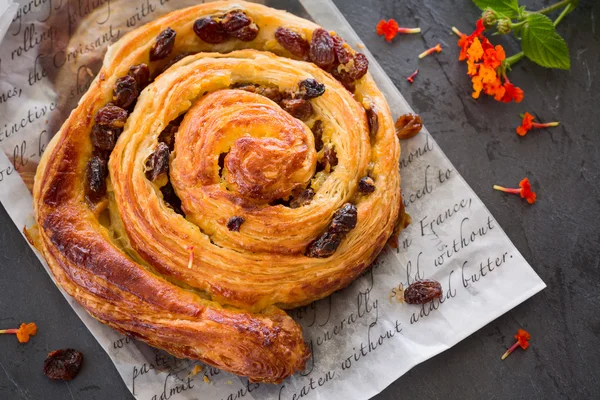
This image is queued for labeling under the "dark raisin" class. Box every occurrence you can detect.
[298,78,326,99]
[404,279,443,304]
[329,203,357,234]
[156,52,191,76]
[305,231,343,258]
[86,156,107,200]
[332,35,351,65]
[233,83,258,93]
[158,122,179,151]
[193,17,228,44]
[229,23,259,41]
[350,53,369,80]
[280,98,313,120]
[275,27,309,59]
[221,10,251,33]
[306,203,357,258]
[312,120,324,151]
[129,63,150,90]
[309,28,335,70]
[160,181,184,215]
[395,113,423,140]
[150,27,176,61]
[257,86,282,103]
[227,216,245,232]
[145,142,170,182]
[95,105,128,129]
[321,146,338,172]
[113,75,139,110]
[289,188,315,209]
[90,125,119,151]
[330,67,355,92]
[365,105,379,138]
[43,349,83,380]
[358,176,376,194]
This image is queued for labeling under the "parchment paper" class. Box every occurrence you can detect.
[0,1,546,399]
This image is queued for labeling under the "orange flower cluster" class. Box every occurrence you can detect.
[493,178,537,204]
[455,20,523,103]
[516,112,560,136]
[0,322,37,343]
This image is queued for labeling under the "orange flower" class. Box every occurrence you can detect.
[454,19,485,61]
[419,43,442,59]
[501,81,524,103]
[502,328,531,360]
[493,177,537,204]
[406,69,419,83]
[516,112,560,136]
[376,19,421,42]
[467,37,484,61]
[515,328,531,350]
[0,322,37,343]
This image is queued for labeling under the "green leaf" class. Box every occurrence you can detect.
[521,13,570,70]
[472,0,519,18]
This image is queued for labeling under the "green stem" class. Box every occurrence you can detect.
[505,52,525,67]
[536,0,572,15]
[553,4,575,26]
[511,20,527,29]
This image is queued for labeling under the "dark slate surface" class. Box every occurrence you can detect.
[1,0,599,399]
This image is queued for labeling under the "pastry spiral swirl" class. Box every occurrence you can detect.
[32,1,405,383]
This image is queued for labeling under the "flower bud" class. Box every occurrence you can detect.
[482,8,498,28]
[496,18,512,34]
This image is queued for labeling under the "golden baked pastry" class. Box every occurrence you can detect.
[32,1,405,383]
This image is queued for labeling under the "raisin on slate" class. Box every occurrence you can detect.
[86,156,107,200]
[275,27,310,59]
[145,142,170,182]
[129,63,150,90]
[227,216,245,232]
[113,75,139,110]
[43,349,83,381]
[193,17,228,44]
[150,27,176,61]
[230,23,259,41]
[321,146,338,172]
[281,99,313,120]
[95,105,128,129]
[90,125,119,151]
[365,105,379,138]
[312,120,324,151]
[358,176,376,194]
[395,113,423,140]
[289,188,315,209]
[306,203,357,258]
[404,279,443,304]
[298,78,325,99]
[309,28,335,70]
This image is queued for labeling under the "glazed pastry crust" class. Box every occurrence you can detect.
[32,1,402,383]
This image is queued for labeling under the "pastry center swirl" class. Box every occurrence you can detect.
[171,89,317,208]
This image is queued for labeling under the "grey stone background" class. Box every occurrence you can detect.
[1,0,599,398]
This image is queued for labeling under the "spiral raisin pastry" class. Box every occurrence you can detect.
[32,1,404,383]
